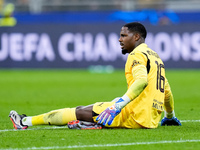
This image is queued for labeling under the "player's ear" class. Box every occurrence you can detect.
[134,33,140,41]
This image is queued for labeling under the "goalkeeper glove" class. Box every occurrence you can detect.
[96,103,121,126]
[96,96,130,126]
[161,111,181,126]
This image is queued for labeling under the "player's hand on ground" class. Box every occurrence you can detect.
[96,104,121,126]
[161,116,182,126]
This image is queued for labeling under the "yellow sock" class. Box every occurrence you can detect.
[32,108,76,126]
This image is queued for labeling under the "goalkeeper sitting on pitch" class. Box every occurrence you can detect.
[9,22,181,130]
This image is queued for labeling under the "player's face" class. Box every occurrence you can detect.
[119,27,136,54]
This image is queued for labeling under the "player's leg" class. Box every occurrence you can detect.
[9,105,94,129]
[76,105,94,122]
[67,105,103,129]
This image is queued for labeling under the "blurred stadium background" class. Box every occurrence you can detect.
[3,0,200,12]
[0,0,200,69]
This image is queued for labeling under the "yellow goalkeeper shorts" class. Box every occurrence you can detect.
[92,102,143,129]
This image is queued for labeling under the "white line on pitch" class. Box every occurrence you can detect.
[0,139,200,150]
[180,120,200,123]
[0,119,200,133]
[0,126,67,132]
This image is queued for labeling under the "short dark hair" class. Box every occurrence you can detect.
[124,22,147,39]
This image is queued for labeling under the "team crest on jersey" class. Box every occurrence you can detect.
[132,60,141,67]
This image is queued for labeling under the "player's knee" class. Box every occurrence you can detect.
[75,106,84,118]
[75,105,93,122]
[76,106,84,110]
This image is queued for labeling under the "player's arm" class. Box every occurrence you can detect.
[161,78,181,126]
[124,64,148,101]
[96,64,148,126]
[164,78,174,118]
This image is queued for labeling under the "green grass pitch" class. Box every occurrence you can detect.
[0,69,199,150]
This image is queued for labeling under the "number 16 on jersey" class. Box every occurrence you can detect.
[155,61,165,93]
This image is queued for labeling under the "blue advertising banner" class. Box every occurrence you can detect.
[0,23,200,68]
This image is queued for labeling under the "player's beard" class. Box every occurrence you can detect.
[122,49,128,55]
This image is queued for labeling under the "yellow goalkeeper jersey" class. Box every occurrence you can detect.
[125,43,165,128]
